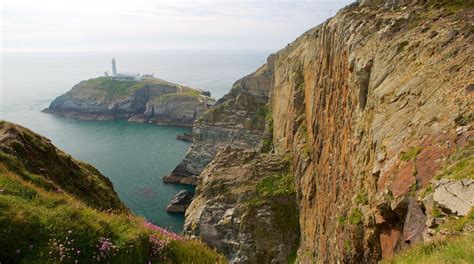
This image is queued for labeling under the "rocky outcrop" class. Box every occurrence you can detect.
[166,190,194,213]
[184,146,299,263]
[44,77,214,126]
[164,60,275,184]
[433,179,474,216]
[176,132,193,142]
[181,0,474,263]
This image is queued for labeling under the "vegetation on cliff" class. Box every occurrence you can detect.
[0,121,225,263]
[65,77,202,102]
[435,141,474,180]
[383,232,474,264]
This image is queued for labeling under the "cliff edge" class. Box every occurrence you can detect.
[0,121,225,263]
[181,0,474,263]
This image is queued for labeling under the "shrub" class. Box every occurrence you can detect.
[397,41,409,53]
[349,208,364,225]
[354,190,368,205]
[256,173,295,197]
[400,146,422,161]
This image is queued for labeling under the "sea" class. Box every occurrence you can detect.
[0,50,270,232]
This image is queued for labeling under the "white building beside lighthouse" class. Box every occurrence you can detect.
[106,58,154,81]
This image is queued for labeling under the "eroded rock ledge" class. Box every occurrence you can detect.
[163,60,275,184]
[184,146,299,263]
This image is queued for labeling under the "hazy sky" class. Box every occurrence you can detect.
[1,0,353,53]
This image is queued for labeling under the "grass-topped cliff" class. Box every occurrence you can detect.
[0,121,225,263]
[44,76,215,126]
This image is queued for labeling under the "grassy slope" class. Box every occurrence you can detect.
[67,77,206,103]
[435,141,474,180]
[382,233,474,264]
[0,121,126,211]
[0,122,226,263]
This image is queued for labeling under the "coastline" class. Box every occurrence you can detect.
[42,108,195,128]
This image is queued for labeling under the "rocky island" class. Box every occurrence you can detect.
[44,60,215,126]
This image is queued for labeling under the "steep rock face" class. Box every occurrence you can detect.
[182,0,474,263]
[45,77,213,126]
[164,60,275,184]
[184,146,299,263]
[267,1,473,262]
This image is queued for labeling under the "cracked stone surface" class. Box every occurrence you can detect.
[433,179,474,216]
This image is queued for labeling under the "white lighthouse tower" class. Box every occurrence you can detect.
[111,58,117,76]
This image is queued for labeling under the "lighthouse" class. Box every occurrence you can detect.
[111,58,117,76]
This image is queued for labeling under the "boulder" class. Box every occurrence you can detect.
[433,179,474,216]
[166,190,194,213]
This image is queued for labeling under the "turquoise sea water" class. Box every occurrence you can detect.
[0,50,269,232]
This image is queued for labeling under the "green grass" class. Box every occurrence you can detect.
[0,122,225,263]
[431,206,443,218]
[435,141,474,180]
[344,240,352,251]
[245,163,299,261]
[0,123,126,211]
[85,77,143,98]
[337,215,347,224]
[427,0,474,13]
[0,164,225,263]
[419,184,433,199]
[78,77,206,103]
[349,208,363,225]
[383,233,474,264]
[438,209,474,233]
[400,146,422,162]
[256,172,295,197]
[385,191,394,202]
[354,190,368,205]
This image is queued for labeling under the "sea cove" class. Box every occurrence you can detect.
[1,50,269,232]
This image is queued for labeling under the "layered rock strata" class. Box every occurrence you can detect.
[164,60,275,184]
[184,146,299,263]
[183,0,474,263]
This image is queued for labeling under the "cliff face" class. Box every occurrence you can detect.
[45,77,213,126]
[164,60,275,184]
[184,146,299,263]
[271,1,473,262]
[184,0,474,263]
